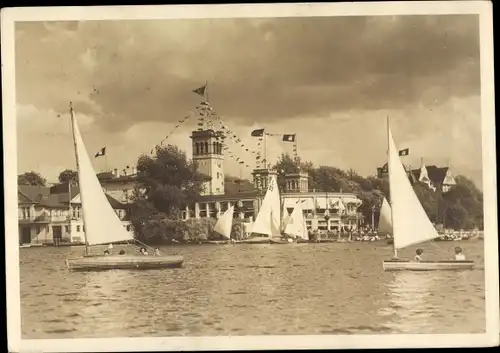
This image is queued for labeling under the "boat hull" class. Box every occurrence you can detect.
[270,239,289,244]
[383,259,474,271]
[236,237,270,244]
[66,255,184,271]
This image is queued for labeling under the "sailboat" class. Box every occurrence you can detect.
[65,102,184,271]
[377,197,394,245]
[239,174,281,244]
[283,199,309,243]
[207,205,235,244]
[382,118,473,271]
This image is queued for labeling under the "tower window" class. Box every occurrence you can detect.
[200,143,204,154]
[204,142,209,154]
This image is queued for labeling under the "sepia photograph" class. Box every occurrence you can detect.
[2,2,498,352]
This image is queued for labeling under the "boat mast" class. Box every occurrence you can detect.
[387,116,397,259]
[69,102,90,255]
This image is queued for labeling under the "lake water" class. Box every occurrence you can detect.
[20,240,485,338]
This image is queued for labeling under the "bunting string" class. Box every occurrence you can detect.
[146,110,195,156]
[196,101,258,171]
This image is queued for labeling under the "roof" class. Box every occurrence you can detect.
[18,184,128,210]
[410,165,449,186]
[18,185,51,203]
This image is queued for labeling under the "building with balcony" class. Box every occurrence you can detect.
[18,183,131,245]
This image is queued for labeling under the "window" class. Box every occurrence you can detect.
[126,225,131,231]
[76,225,80,232]
[83,225,85,232]
[217,172,220,179]
[65,226,69,233]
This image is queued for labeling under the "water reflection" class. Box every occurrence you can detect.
[20,241,486,338]
[381,271,438,333]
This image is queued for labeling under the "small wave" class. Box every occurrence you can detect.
[230,291,247,295]
[246,265,276,269]
[347,325,393,333]
[319,328,352,334]
[44,328,77,334]
[43,318,65,323]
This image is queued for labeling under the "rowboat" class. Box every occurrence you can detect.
[65,102,184,271]
[381,118,474,271]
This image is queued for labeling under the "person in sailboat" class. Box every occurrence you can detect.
[139,247,149,256]
[414,248,424,262]
[454,246,466,261]
[104,250,110,256]
[154,248,161,256]
[119,249,126,255]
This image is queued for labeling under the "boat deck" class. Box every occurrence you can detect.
[383,259,474,271]
[66,255,184,271]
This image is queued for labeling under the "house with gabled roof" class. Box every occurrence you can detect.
[18,183,132,246]
[377,161,456,193]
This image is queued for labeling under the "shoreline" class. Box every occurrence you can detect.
[19,237,482,248]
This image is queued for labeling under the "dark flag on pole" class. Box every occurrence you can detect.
[282,134,296,142]
[95,146,106,158]
[399,148,410,156]
[192,84,207,97]
[251,128,265,137]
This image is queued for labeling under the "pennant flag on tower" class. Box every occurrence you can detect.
[94,146,106,158]
[192,84,207,97]
[282,134,296,142]
[251,128,265,137]
[399,148,410,156]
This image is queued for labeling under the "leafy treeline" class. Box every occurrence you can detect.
[272,153,483,231]
[17,146,484,245]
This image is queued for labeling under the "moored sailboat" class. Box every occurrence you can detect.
[65,103,183,271]
[382,118,474,271]
[239,175,281,244]
[283,199,309,243]
[208,205,235,244]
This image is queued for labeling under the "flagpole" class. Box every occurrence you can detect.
[69,102,90,255]
[387,116,397,259]
[205,80,209,102]
[264,131,267,169]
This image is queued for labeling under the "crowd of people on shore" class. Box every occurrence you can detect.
[307,226,390,242]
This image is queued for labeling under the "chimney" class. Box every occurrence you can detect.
[116,168,120,178]
[113,168,118,178]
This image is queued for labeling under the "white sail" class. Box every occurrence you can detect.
[378,197,392,234]
[284,201,308,240]
[388,125,440,249]
[71,107,134,246]
[213,205,234,239]
[251,175,281,238]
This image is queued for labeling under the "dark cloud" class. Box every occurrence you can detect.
[15,15,479,132]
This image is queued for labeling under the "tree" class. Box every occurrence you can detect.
[272,153,311,191]
[130,145,205,242]
[58,169,78,184]
[18,171,46,186]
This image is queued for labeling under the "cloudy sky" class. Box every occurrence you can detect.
[15,15,483,187]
